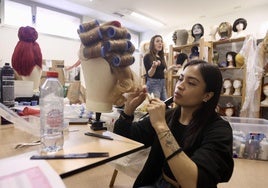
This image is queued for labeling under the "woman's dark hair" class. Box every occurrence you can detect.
[191,23,204,38]
[232,18,247,32]
[182,60,223,148]
[148,35,166,67]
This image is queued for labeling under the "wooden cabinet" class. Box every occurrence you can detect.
[212,37,246,117]
[167,38,213,97]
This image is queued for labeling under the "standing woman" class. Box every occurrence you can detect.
[114,60,234,188]
[143,35,171,101]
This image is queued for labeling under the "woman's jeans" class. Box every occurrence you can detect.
[146,78,167,101]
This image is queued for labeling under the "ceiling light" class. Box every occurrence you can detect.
[130,11,164,27]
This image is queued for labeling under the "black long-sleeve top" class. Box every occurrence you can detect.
[113,107,234,188]
[143,53,166,79]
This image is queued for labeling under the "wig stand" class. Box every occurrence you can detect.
[91,112,107,131]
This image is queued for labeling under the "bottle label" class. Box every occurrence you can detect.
[1,75,14,106]
[46,109,63,127]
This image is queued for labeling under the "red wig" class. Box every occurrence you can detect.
[12,26,42,76]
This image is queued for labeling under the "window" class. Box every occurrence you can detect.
[4,0,81,39]
[4,0,32,26]
[36,7,80,39]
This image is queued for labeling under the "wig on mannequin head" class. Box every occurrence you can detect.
[226,51,237,67]
[232,18,247,32]
[12,26,42,76]
[218,22,232,39]
[78,19,138,111]
[191,23,204,42]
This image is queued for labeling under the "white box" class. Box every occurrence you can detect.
[14,80,33,98]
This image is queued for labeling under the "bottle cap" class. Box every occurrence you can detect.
[46,71,58,78]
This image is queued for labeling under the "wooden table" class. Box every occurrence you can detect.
[0,124,144,178]
[2,124,268,187]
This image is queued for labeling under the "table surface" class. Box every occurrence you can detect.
[1,124,268,188]
[0,124,144,178]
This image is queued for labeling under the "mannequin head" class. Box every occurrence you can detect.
[224,102,235,117]
[225,107,235,117]
[11,26,42,92]
[209,25,219,41]
[78,20,138,113]
[226,51,237,68]
[212,51,219,65]
[176,53,188,65]
[262,31,268,75]
[189,46,199,60]
[191,23,204,42]
[261,83,268,105]
[140,41,150,55]
[223,79,232,95]
[233,18,247,32]
[218,22,232,40]
[233,79,242,96]
[233,79,242,88]
[223,79,232,88]
[233,18,247,38]
[172,29,188,46]
[263,83,268,96]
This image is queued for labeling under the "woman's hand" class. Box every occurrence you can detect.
[152,60,161,68]
[123,86,147,115]
[147,98,168,132]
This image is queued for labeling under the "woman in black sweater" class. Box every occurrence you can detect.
[114,60,234,188]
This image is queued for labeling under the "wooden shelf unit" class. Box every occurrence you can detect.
[167,38,213,97]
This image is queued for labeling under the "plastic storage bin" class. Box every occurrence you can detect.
[222,116,268,160]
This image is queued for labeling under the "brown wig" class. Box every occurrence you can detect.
[148,35,167,67]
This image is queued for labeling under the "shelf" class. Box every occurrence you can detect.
[220,95,242,98]
[212,37,245,46]
[167,38,213,97]
[219,67,245,71]
[215,37,246,117]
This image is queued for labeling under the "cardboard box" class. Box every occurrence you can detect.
[41,60,65,86]
[223,116,268,160]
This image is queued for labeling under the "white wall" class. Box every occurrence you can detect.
[0,25,141,87]
[0,26,80,67]
[1,4,268,80]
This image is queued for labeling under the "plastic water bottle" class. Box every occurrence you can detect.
[40,71,64,153]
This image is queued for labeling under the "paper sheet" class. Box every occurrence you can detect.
[0,152,66,188]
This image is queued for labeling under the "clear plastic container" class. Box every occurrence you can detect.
[223,116,268,160]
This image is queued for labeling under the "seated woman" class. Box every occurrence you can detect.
[114,60,234,188]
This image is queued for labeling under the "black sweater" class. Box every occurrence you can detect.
[113,107,234,188]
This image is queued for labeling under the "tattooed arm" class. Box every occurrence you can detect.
[147,98,198,188]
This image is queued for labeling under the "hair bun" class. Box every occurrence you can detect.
[18,26,38,42]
